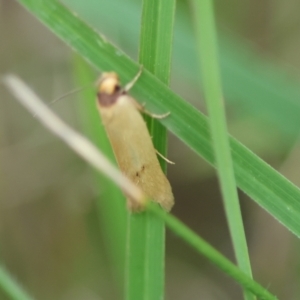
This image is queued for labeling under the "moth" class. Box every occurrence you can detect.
[96,70,174,212]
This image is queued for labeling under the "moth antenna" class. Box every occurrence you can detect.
[155,150,175,165]
[124,66,143,92]
[49,84,94,105]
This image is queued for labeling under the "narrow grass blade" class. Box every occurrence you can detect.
[73,56,128,295]
[126,0,176,299]
[63,0,300,137]
[147,203,277,300]
[191,1,254,299]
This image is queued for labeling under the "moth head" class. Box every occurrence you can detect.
[97,72,124,107]
[98,72,121,95]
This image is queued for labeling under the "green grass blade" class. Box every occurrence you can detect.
[126,0,175,299]
[127,214,166,300]
[64,0,300,137]
[192,1,254,300]
[126,215,147,300]
[147,203,277,300]
[73,56,127,295]
[0,265,33,300]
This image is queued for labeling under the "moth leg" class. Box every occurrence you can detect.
[124,66,143,92]
[125,66,170,119]
[155,150,175,164]
[132,100,170,119]
[144,110,170,119]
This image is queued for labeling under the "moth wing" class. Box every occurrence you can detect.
[98,95,174,211]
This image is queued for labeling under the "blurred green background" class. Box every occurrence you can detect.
[1,0,300,299]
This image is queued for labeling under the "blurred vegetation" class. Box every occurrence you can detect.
[1,0,300,299]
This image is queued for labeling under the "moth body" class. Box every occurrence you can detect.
[96,72,174,211]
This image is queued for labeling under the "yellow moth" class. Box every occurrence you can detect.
[96,70,174,212]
